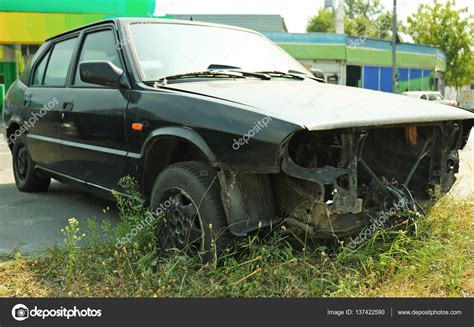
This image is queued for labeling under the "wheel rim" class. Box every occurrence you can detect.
[158,187,204,251]
[16,146,29,180]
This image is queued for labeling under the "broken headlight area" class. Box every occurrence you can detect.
[273,121,471,239]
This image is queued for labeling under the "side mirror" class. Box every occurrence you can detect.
[79,61,128,88]
[309,68,325,82]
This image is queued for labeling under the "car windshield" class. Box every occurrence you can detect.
[127,22,310,81]
[434,93,444,100]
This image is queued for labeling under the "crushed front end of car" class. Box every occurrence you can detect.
[271,120,473,239]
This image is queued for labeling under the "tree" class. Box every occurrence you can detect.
[307,8,335,33]
[403,0,473,88]
[307,0,395,40]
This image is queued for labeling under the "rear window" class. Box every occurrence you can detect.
[19,60,32,85]
[43,37,78,87]
[32,51,50,86]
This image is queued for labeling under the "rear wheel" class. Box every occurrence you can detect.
[150,161,233,261]
[12,138,51,192]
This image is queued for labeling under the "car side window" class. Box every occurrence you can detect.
[428,94,437,101]
[74,30,123,87]
[420,94,427,100]
[32,51,50,86]
[43,37,78,87]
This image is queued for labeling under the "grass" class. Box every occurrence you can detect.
[0,181,472,297]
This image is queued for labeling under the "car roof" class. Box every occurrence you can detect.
[46,17,260,42]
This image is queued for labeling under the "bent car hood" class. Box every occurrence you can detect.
[167,79,474,130]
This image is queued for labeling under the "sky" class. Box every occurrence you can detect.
[154,0,473,33]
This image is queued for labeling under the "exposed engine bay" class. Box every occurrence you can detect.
[271,120,473,238]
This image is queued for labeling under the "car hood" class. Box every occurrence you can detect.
[166,79,474,131]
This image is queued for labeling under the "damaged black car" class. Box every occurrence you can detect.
[2,18,473,258]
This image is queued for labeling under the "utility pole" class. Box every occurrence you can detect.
[391,0,397,93]
[335,0,345,34]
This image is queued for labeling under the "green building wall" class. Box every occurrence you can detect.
[265,32,446,93]
[0,0,155,17]
[274,42,445,72]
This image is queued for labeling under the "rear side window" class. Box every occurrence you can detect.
[43,37,78,87]
[420,94,427,100]
[74,30,123,87]
[32,51,50,86]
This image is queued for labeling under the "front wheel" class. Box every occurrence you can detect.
[150,161,233,261]
[12,138,51,192]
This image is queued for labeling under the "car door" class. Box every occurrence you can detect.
[23,36,79,172]
[59,27,130,190]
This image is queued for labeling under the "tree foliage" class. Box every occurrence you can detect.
[307,0,395,40]
[307,8,335,33]
[403,0,473,88]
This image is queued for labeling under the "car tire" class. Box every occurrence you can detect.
[12,137,51,192]
[150,161,233,262]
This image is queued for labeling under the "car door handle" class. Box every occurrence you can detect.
[62,102,74,111]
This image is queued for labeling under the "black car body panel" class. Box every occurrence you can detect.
[2,18,473,238]
[127,87,300,168]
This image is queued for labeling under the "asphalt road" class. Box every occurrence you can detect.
[0,133,472,255]
[0,136,119,255]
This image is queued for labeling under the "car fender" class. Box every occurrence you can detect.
[140,126,216,163]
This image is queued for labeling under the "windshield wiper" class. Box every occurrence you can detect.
[155,70,245,85]
[206,64,271,80]
[228,70,271,80]
[254,70,317,81]
[154,70,271,85]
